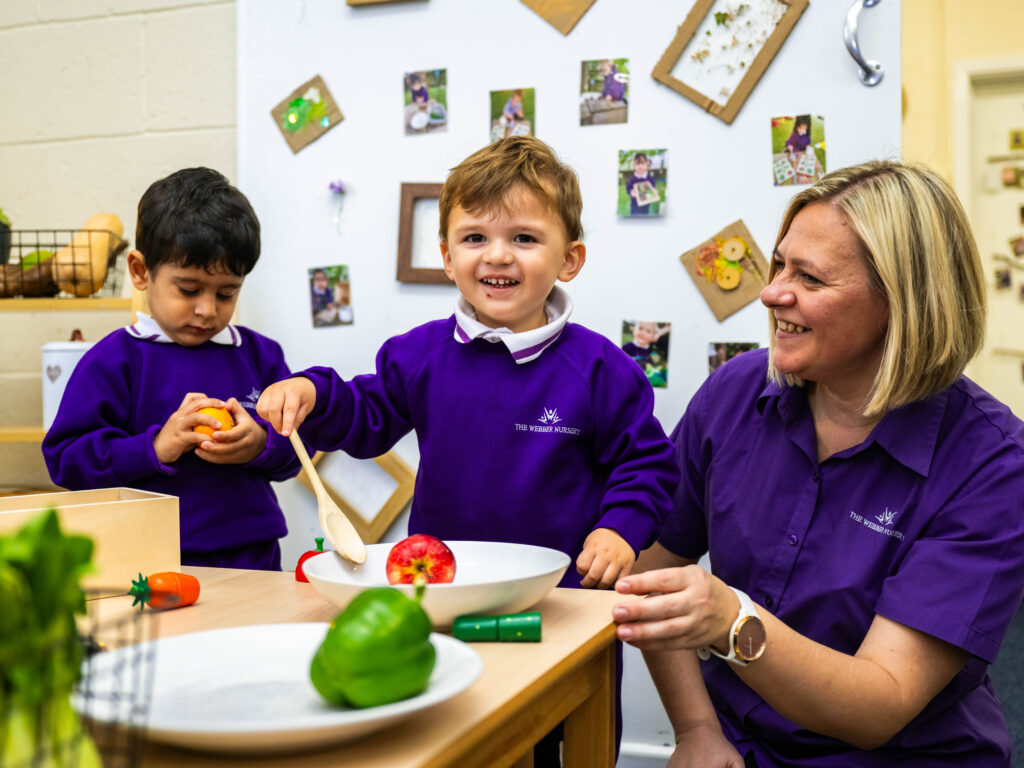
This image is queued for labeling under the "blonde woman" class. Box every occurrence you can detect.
[614,161,1024,767]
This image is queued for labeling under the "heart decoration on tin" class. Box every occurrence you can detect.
[46,365,61,383]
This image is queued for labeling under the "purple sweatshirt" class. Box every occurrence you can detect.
[42,326,300,561]
[297,316,679,588]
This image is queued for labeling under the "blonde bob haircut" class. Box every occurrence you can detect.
[768,160,986,417]
[439,136,583,244]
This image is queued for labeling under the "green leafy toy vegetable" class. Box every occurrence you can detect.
[310,584,435,709]
[0,508,102,768]
[20,251,54,271]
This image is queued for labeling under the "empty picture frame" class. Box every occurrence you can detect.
[652,0,809,125]
[397,182,451,284]
[297,450,416,544]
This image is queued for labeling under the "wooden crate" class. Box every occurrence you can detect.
[0,488,179,595]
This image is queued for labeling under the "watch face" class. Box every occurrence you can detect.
[735,616,767,662]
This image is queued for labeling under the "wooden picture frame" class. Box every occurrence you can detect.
[396,182,451,285]
[652,0,809,125]
[297,450,416,544]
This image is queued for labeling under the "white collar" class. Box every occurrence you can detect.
[126,312,242,347]
[453,285,572,364]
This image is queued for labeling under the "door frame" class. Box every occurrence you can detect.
[951,55,1024,383]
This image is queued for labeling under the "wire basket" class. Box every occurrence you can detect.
[0,229,128,300]
[0,594,156,768]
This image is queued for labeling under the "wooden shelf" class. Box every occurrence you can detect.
[0,298,132,311]
[0,426,47,443]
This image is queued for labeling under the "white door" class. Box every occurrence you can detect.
[960,62,1024,417]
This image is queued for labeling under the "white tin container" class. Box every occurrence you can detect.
[42,341,94,429]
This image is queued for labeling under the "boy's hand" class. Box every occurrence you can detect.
[576,527,635,590]
[195,398,267,465]
[154,392,227,464]
[256,376,316,436]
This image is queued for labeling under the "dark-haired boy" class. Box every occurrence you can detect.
[43,167,301,570]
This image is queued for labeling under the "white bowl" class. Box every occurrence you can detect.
[303,541,570,627]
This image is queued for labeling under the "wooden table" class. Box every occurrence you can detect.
[90,566,631,768]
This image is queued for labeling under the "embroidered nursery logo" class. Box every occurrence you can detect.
[514,407,581,435]
[539,408,561,425]
[243,387,262,408]
[848,507,904,541]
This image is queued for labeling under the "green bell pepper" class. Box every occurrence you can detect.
[310,586,435,709]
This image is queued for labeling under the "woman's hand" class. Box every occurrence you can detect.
[195,398,267,465]
[612,565,738,653]
[256,376,316,436]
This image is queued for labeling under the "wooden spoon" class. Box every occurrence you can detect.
[289,430,366,564]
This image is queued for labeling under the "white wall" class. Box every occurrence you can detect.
[237,0,901,755]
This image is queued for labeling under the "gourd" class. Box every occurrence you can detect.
[52,213,123,297]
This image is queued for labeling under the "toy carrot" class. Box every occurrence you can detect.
[129,571,200,610]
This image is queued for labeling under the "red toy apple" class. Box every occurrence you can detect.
[386,534,456,585]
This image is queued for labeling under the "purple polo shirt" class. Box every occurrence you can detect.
[659,348,1024,766]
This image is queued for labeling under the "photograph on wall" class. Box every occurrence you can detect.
[995,268,1012,291]
[271,74,344,154]
[490,88,535,143]
[621,320,671,388]
[618,149,667,217]
[404,69,448,135]
[771,114,826,186]
[1010,235,1024,258]
[308,264,353,328]
[1010,129,1024,151]
[680,219,769,321]
[580,58,629,126]
[708,341,760,374]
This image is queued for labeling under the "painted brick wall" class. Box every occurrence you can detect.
[0,0,237,490]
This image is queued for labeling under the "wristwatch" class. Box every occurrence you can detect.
[697,586,766,667]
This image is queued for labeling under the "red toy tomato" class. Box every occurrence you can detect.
[296,536,327,582]
[129,571,200,610]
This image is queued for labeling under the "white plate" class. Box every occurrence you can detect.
[303,540,570,627]
[76,623,481,754]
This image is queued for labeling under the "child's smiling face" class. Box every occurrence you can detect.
[441,186,584,333]
[633,156,650,176]
[633,322,659,345]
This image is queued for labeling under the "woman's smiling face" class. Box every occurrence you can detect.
[761,203,890,393]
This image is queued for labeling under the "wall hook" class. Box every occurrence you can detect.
[844,0,884,86]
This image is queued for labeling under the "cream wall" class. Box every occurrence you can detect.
[902,0,1024,178]
[0,0,237,490]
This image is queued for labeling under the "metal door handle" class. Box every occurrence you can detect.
[844,0,884,86]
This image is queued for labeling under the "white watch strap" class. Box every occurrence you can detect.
[698,586,760,667]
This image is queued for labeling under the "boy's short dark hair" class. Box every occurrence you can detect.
[135,167,260,276]
[439,136,583,242]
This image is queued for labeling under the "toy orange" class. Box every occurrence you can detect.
[193,406,234,437]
